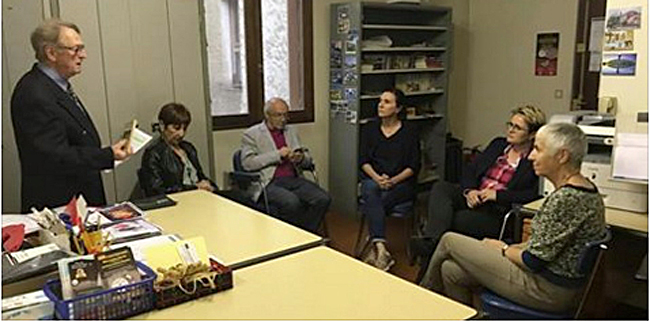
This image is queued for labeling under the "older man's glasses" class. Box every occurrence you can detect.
[505,121,528,132]
[269,112,289,120]
[57,44,86,55]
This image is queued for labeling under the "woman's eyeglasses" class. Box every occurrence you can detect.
[505,122,528,132]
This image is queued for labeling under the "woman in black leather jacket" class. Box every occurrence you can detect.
[140,103,217,196]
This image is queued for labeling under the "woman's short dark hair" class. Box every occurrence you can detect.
[158,103,191,127]
[383,88,407,119]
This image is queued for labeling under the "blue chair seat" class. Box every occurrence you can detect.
[480,290,572,320]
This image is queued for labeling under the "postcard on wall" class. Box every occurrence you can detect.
[345,55,357,69]
[604,30,634,51]
[346,30,358,54]
[330,40,343,68]
[344,88,358,103]
[602,53,637,76]
[337,5,350,34]
[331,70,343,86]
[343,70,358,85]
[535,32,559,76]
[330,88,344,102]
[606,7,642,30]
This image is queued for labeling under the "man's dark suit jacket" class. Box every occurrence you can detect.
[11,64,114,212]
[460,137,539,207]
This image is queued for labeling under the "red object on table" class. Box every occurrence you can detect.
[2,224,25,252]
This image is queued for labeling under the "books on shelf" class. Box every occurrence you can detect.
[361,54,387,71]
[395,74,436,93]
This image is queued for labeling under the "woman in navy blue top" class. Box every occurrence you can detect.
[359,88,420,271]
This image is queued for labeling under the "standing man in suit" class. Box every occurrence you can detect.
[240,97,331,233]
[11,19,131,212]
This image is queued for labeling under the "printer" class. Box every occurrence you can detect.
[543,112,648,213]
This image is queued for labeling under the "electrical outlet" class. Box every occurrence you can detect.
[554,89,563,99]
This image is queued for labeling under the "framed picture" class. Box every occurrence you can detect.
[602,53,637,75]
[606,7,642,30]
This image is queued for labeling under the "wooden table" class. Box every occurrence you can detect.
[144,190,324,269]
[136,246,477,320]
[524,198,648,234]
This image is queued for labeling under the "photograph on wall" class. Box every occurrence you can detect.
[606,7,642,30]
[346,30,358,54]
[345,55,357,69]
[330,88,344,101]
[331,70,343,86]
[602,53,637,76]
[330,40,343,68]
[603,30,634,51]
[343,70,358,85]
[345,110,358,124]
[337,5,350,34]
[344,88,358,103]
[535,32,559,76]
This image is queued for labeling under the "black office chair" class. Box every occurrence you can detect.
[480,229,612,319]
[229,149,329,237]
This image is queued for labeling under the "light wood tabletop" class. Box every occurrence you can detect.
[143,190,324,269]
[136,246,477,320]
[524,198,648,234]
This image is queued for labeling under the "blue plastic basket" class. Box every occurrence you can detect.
[43,261,156,320]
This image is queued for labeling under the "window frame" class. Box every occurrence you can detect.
[210,0,314,130]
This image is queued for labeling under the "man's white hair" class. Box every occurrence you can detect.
[263,97,289,116]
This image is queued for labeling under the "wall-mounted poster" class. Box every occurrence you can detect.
[535,32,559,76]
[604,30,634,51]
[606,7,642,30]
[602,53,637,75]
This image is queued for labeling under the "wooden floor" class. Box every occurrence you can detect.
[324,209,421,283]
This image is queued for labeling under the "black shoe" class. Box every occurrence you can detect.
[409,236,436,265]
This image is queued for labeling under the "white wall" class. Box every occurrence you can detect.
[462,0,579,147]
[599,0,647,134]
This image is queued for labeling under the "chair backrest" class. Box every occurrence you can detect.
[233,149,245,172]
[578,229,612,276]
[573,228,612,318]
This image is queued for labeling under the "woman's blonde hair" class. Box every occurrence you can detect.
[510,104,546,133]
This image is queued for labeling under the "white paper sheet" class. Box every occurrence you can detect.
[114,127,153,167]
[612,133,648,181]
[2,214,42,234]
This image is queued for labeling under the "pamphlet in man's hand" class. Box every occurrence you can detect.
[114,120,153,167]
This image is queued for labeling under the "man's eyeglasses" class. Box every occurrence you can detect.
[57,44,86,55]
[505,121,528,132]
[269,112,289,120]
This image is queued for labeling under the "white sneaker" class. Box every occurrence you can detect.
[375,243,395,272]
[361,244,377,266]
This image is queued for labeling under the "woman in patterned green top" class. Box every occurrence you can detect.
[419,122,607,313]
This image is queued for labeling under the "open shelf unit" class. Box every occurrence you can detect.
[328,2,452,215]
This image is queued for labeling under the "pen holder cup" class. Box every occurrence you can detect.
[80,231,108,255]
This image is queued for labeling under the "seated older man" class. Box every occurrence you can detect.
[240,97,331,234]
